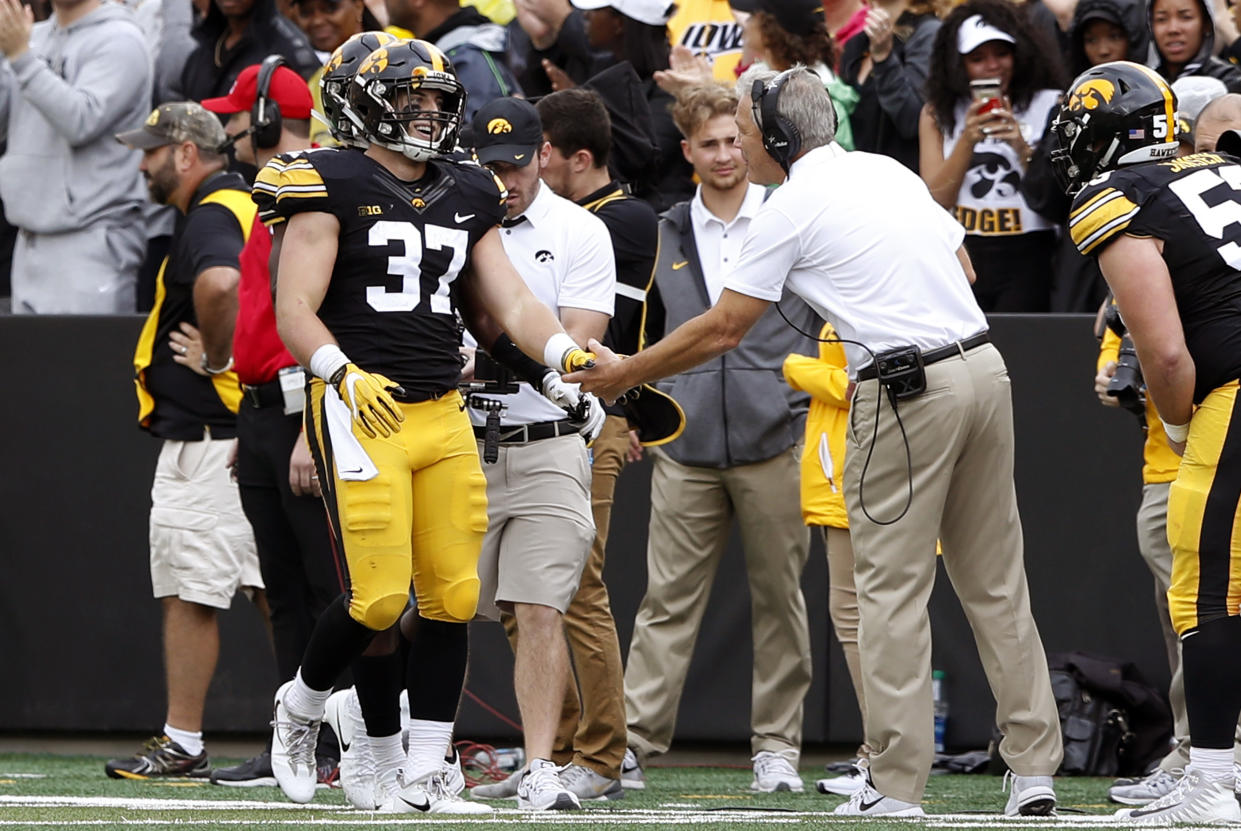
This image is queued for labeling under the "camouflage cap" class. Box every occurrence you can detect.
[116,102,227,151]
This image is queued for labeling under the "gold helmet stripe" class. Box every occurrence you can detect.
[1130,63,1176,136]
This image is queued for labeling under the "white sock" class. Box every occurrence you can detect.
[282,669,331,722]
[406,719,454,780]
[373,732,405,778]
[1190,746,1234,780]
[163,724,203,756]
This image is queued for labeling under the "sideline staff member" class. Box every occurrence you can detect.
[569,65,1063,818]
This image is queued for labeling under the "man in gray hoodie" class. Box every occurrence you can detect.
[0,0,151,313]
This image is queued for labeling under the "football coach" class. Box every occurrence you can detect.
[567,66,1064,818]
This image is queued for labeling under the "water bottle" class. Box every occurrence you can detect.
[932,670,949,753]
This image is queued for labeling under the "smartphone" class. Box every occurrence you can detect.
[970,79,1003,115]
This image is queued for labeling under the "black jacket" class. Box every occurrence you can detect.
[1147,0,1241,91]
[839,11,940,173]
[176,0,320,103]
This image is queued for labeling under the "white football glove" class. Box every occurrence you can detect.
[572,392,607,445]
[540,368,583,411]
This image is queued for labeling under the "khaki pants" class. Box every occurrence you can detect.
[845,344,1062,803]
[624,446,812,761]
[823,526,868,755]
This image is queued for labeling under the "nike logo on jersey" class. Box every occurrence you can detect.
[454,212,475,223]
[341,466,364,475]
[514,153,526,160]
[672,260,689,270]
[399,794,431,812]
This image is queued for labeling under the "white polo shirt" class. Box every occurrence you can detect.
[722,143,986,375]
[690,182,767,305]
[465,180,616,425]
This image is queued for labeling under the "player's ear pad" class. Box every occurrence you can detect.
[622,384,686,447]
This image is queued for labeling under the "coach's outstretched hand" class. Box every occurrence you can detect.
[565,339,629,404]
[332,364,405,438]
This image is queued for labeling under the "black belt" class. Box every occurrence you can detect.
[472,419,581,444]
[241,378,284,408]
[856,332,990,381]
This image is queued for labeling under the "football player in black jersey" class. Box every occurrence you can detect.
[1055,60,1241,825]
[261,39,595,812]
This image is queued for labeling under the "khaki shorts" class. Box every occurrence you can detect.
[475,433,595,621]
[149,437,261,609]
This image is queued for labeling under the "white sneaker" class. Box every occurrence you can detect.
[323,688,378,809]
[621,748,645,790]
[559,763,625,801]
[1116,768,1241,825]
[270,680,320,804]
[381,769,493,814]
[1003,771,1057,816]
[441,747,466,796]
[1110,768,1184,806]
[471,765,524,800]
[517,758,581,811]
[751,749,804,793]
[816,763,867,796]
[833,765,925,818]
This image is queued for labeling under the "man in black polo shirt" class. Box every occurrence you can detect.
[106,102,263,780]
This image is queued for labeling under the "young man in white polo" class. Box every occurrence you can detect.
[465,96,614,811]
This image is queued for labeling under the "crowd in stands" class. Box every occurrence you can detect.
[4,0,1241,313]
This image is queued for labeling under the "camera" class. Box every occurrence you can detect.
[1103,306,1146,418]
[468,350,519,396]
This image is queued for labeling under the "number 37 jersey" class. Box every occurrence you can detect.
[1070,152,1241,403]
[257,148,507,399]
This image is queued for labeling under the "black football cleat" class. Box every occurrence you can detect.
[210,751,277,787]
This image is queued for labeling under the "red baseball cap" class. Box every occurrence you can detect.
[201,63,313,119]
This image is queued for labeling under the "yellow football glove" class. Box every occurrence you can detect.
[561,347,596,373]
[330,363,405,438]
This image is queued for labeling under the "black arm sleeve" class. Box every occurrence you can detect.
[488,333,551,386]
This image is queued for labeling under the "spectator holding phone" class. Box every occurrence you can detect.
[918,0,1064,312]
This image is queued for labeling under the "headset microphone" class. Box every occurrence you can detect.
[217,124,256,155]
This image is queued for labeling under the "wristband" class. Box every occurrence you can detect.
[309,343,350,383]
[201,354,234,375]
[1161,418,1189,443]
[543,332,581,373]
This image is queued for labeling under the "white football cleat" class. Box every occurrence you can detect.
[751,749,804,793]
[323,688,378,809]
[270,680,320,804]
[1115,768,1241,825]
[381,769,493,814]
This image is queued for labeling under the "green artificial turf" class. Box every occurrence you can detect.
[0,752,1131,830]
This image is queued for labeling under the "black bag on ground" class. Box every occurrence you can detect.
[990,651,1173,777]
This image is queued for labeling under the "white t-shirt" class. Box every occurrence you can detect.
[464,181,616,425]
[690,182,766,305]
[722,143,986,375]
[942,88,1060,237]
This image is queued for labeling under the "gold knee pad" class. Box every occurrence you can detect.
[350,590,409,631]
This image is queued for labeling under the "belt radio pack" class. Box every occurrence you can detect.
[464,351,520,464]
[874,345,926,402]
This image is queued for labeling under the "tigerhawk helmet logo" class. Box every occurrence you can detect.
[1068,79,1116,111]
[358,49,389,75]
[487,118,513,135]
[145,109,160,126]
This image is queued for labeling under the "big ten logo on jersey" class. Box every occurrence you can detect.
[955,206,1023,235]
[677,22,743,64]
[358,205,384,216]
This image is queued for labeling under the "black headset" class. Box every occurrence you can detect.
[750,69,802,174]
[251,54,286,150]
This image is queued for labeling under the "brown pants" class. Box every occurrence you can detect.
[624,446,812,762]
[502,415,631,777]
[844,344,1062,803]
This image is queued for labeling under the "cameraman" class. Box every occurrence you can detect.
[1094,309,1241,804]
